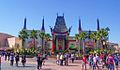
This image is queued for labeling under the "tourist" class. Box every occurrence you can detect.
[4,51,7,61]
[71,53,75,63]
[96,53,100,69]
[88,54,93,69]
[56,53,60,65]
[107,54,114,70]
[15,52,19,66]
[99,52,103,64]
[102,53,108,69]
[21,53,26,67]
[10,52,15,66]
[60,53,64,66]
[64,53,69,65]
[42,53,47,65]
[37,53,43,70]
[114,54,119,70]
[8,52,10,61]
[82,55,87,70]
[92,54,99,70]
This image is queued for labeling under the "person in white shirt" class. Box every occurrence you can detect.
[60,54,64,66]
[71,53,75,63]
[93,54,99,70]
[56,53,60,65]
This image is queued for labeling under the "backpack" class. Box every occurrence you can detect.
[108,57,113,64]
[114,57,119,64]
[89,56,93,62]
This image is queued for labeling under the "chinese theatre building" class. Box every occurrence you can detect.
[20,15,102,54]
[49,15,72,53]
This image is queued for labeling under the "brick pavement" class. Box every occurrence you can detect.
[1,56,88,70]
[1,56,120,70]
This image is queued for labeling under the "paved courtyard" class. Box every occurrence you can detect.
[1,56,88,70]
[1,56,119,70]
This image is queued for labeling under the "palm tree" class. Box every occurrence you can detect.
[75,34,81,55]
[30,29,38,48]
[39,32,46,54]
[75,32,87,54]
[90,27,109,49]
[79,32,87,54]
[90,31,97,47]
[98,27,109,49]
[18,29,28,48]
[90,31,101,49]
[45,33,51,41]
[44,33,51,54]
[99,28,109,40]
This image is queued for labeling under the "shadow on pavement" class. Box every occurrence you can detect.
[43,64,56,66]
[42,68,52,70]
[67,64,79,66]
[17,65,35,68]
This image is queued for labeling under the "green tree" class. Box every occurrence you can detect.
[75,34,81,55]
[44,33,51,54]
[30,29,38,48]
[39,32,46,54]
[75,32,87,54]
[18,29,28,48]
[90,31,101,49]
[90,27,109,49]
[45,33,51,41]
[98,27,109,49]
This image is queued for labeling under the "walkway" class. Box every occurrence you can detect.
[1,56,119,70]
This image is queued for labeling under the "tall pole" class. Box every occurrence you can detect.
[42,37,43,55]
[82,39,85,55]
[107,34,109,49]
[78,39,80,56]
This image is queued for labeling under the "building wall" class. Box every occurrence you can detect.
[7,37,15,48]
[7,37,22,48]
[68,36,77,48]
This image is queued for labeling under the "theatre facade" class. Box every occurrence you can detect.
[20,15,101,54]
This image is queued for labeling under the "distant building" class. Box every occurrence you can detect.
[20,17,46,49]
[7,37,22,48]
[108,42,119,52]
[0,33,13,50]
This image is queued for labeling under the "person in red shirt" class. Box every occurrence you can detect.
[82,55,87,70]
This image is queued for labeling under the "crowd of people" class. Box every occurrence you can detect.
[0,51,47,70]
[1,51,26,67]
[1,50,120,70]
[82,52,120,70]
[56,52,76,66]
[55,52,120,70]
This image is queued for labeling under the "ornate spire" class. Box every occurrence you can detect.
[97,18,100,30]
[57,13,58,17]
[63,13,64,17]
[41,17,45,32]
[68,26,72,35]
[78,18,82,33]
[23,17,27,29]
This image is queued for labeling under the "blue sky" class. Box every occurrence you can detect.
[0,0,120,44]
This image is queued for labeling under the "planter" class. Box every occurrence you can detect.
[26,55,35,58]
